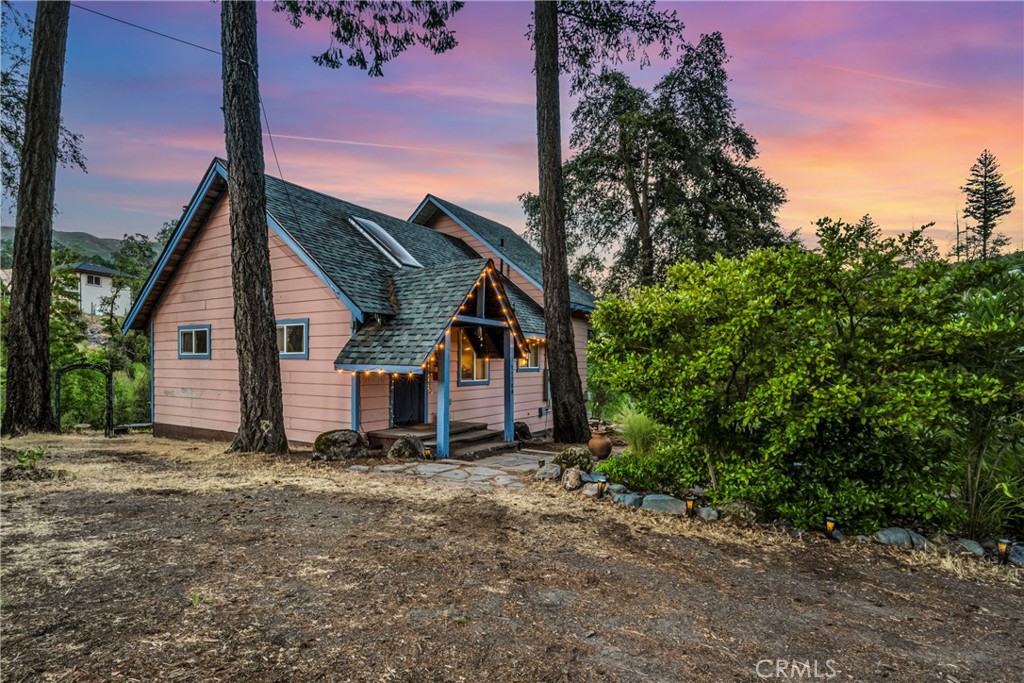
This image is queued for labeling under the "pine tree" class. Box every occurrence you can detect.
[961,149,1015,262]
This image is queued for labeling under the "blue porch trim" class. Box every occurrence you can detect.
[334,364,423,373]
[351,373,361,432]
[149,318,155,424]
[454,315,507,328]
[503,328,514,441]
[276,318,309,360]
[436,329,451,458]
[422,373,430,425]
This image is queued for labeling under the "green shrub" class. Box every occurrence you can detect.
[613,400,662,458]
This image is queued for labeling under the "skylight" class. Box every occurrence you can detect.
[350,217,422,268]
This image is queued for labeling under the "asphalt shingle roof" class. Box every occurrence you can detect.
[261,171,478,316]
[335,259,493,368]
[415,195,596,311]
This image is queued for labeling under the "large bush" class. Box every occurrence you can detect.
[592,217,1023,535]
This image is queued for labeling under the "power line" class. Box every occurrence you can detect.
[70,3,221,56]
[70,2,292,185]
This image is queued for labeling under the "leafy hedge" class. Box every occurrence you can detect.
[592,217,1024,536]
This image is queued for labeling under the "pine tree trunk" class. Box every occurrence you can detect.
[221,0,288,454]
[534,1,590,444]
[1,1,70,436]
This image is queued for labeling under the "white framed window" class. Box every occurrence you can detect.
[276,319,308,359]
[86,274,101,286]
[458,329,489,385]
[178,325,211,359]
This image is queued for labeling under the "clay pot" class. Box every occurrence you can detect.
[588,433,613,459]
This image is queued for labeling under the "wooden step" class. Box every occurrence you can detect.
[452,439,518,461]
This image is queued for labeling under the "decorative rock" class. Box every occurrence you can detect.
[982,539,997,552]
[613,492,644,508]
[313,429,367,461]
[581,483,603,498]
[562,466,584,491]
[955,539,985,557]
[789,528,805,539]
[640,494,689,516]
[830,529,847,542]
[534,463,563,481]
[587,433,613,460]
[697,507,720,521]
[347,465,371,473]
[719,500,765,523]
[553,446,595,473]
[873,527,929,550]
[855,535,871,543]
[387,435,426,460]
[580,471,608,484]
[514,421,532,441]
[607,483,627,495]
[929,532,950,545]
[1009,544,1024,567]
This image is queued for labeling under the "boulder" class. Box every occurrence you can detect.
[789,528,805,539]
[514,421,532,441]
[581,483,603,498]
[607,483,627,496]
[1009,544,1024,567]
[697,507,720,521]
[534,463,563,481]
[580,471,608,484]
[873,527,929,550]
[587,433,613,460]
[313,430,367,461]
[387,435,426,460]
[553,446,595,473]
[613,492,644,508]
[562,466,584,491]
[640,494,688,516]
[719,500,765,523]
[954,539,985,557]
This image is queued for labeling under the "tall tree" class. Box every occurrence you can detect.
[222,2,463,452]
[221,0,288,453]
[529,1,684,442]
[1,0,85,197]
[523,34,788,294]
[2,1,71,435]
[960,149,1015,262]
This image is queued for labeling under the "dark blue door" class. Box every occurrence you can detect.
[393,375,424,425]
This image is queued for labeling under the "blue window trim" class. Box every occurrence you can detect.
[177,324,211,359]
[456,328,490,386]
[517,345,541,373]
[276,318,309,359]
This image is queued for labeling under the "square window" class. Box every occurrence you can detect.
[458,329,488,383]
[518,343,540,371]
[276,320,308,358]
[86,274,101,286]
[178,326,210,359]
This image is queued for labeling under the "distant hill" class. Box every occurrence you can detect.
[0,226,123,268]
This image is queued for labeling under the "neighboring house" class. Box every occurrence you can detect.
[123,158,596,455]
[75,261,132,317]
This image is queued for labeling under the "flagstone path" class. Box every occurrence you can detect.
[345,451,550,488]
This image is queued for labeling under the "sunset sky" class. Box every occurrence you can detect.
[3,1,1022,255]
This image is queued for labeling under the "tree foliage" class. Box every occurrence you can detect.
[954,149,1016,262]
[592,218,1024,536]
[0,0,85,198]
[273,1,464,75]
[522,32,789,294]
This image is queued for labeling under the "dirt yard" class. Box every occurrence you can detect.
[1,434,1021,682]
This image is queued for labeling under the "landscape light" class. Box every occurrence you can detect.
[825,517,836,536]
[597,482,607,498]
[996,539,1012,565]
[684,496,696,517]
[538,459,546,468]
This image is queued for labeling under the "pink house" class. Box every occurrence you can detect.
[122,159,595,456]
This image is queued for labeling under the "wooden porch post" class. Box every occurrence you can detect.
[504,327,514,441]
[351,372,361,432]
[436,328,451,457]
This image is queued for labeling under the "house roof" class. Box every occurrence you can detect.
[73,261,121,277]
[409,194,596,312]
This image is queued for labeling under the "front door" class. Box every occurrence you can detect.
[393,374,424,426]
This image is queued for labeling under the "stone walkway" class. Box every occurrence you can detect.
[345,451,547,489]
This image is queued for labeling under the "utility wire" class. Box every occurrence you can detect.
[70,2,291,186]
[70,3,221,56]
